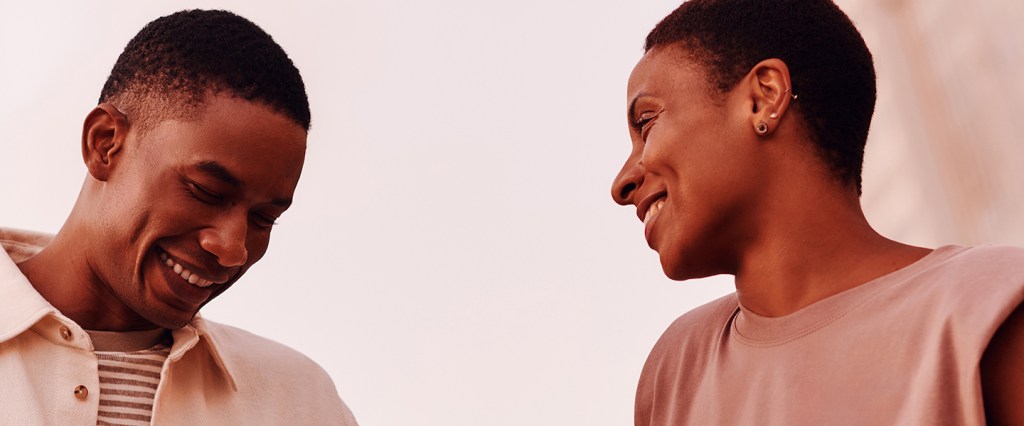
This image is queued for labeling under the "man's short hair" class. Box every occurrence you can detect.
[645,0,876,192]
[99,9,310,133]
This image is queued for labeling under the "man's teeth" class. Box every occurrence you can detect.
[644,199,666,225]
[159,251,214,287]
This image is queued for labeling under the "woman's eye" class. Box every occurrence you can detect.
[631,117,648,133]
[632,112,657,135]
[635,115,657,140]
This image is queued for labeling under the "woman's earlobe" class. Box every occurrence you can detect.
[745,58,795,136]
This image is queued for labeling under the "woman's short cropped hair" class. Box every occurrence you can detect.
[646,0,876,192]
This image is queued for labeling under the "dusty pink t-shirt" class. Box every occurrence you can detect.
[636,245,1024,425]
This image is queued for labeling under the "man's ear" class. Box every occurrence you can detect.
[741,58,795,137]
[82,103,130,181]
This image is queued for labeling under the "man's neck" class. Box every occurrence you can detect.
[17,229,157,331]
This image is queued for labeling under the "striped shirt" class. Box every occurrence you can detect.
[88,329,171,426]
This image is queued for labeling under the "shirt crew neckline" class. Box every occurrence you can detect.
[87,327,170,352]
[732,245,968,346]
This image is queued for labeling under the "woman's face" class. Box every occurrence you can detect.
[611,46,769,280]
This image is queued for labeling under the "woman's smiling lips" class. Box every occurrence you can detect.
[636,191,668,222]
[644,198,666,226]
[636,192,668,246]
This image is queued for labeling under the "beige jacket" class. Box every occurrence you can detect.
[0,228,357,425]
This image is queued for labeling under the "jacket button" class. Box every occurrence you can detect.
[74,385,88,400]
[59,326,72,341]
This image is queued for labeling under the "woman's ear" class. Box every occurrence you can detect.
[82,103,130,181]
[742,58,795,137]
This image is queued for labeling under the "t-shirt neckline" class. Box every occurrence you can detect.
[731,245,967,346]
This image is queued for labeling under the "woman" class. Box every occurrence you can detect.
[610,0,1024,424]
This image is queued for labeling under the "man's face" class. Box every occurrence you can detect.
[94,94,306,329]
[611,47,767,280]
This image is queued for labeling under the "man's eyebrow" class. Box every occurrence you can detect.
[194,161,292,208]
[196,161,242,187]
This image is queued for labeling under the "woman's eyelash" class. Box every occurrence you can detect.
[632,116,653,133]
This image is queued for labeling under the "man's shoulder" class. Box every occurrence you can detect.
[0,228,52,263]
[197,318,358,424]
[199,318,329,378]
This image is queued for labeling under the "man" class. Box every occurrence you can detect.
[611,0,1023,424]
[0,10,357,424]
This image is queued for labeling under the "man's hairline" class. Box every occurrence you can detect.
[106,88,309,137]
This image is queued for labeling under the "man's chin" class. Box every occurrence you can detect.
[138,246,220,328]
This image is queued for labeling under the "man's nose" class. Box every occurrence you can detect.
[612,158,644,206]
[199,215,249,267]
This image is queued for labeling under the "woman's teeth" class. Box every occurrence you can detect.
[644,199,666,226]
[159,251,214,287]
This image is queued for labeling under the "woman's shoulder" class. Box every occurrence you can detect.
[665,293,740,334]
[649,293,739,357]
[905,244,1024,300]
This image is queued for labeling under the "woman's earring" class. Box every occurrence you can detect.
[755,121,769,135]
[769,112,778,119]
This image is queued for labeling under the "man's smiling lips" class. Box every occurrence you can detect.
[156,247,228,288]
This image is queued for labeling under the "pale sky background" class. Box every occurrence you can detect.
[1,1,1021,425]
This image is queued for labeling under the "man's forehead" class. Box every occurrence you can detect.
[148,95,307,197]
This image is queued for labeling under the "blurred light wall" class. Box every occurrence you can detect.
[845,0,1024,247]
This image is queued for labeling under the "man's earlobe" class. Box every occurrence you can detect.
[82,103,130,181]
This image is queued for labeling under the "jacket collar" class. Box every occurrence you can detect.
[169,315,239,391]
[0,227,238,390]
[0,232,55,344]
